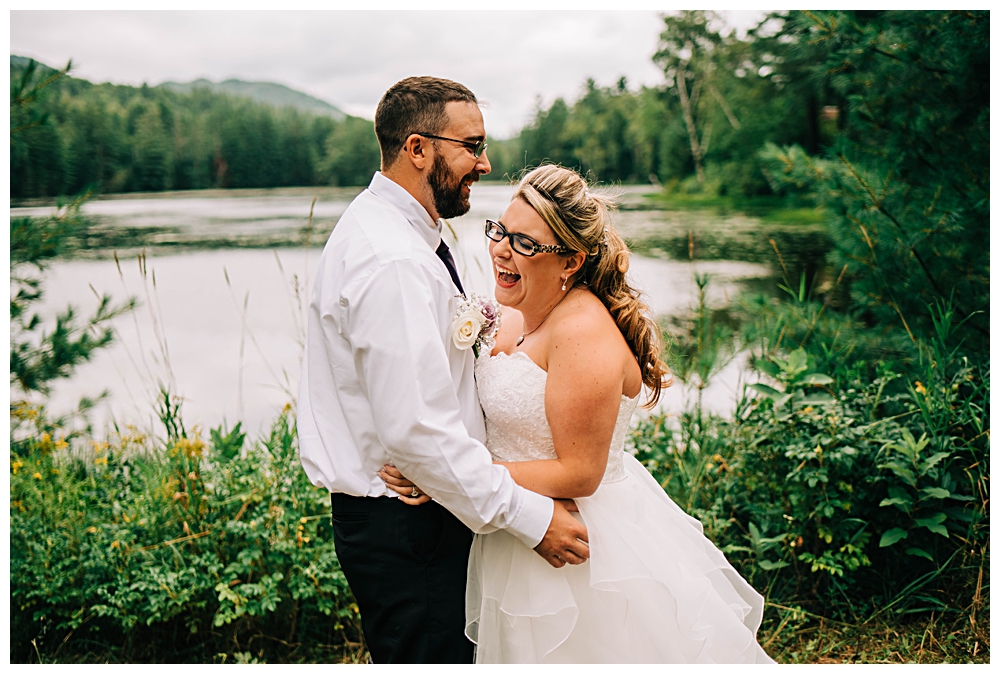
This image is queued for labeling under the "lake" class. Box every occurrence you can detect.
[13,183,792,438]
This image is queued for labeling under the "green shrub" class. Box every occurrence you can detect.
[634,300,988,621]
[10,400,362,663]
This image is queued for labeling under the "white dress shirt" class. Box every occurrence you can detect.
[297,172,553,549]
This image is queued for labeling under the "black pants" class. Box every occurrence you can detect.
[331,492,475,664]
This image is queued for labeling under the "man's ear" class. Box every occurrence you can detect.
[402,134,430,170]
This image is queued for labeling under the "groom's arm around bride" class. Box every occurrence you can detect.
[296,76,588,664]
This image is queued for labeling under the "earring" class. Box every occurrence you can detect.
[561,277,567,291]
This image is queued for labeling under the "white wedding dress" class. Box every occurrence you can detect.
[466,350,775,664]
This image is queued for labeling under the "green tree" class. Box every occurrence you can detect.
[131,104,171,191]
[567,78,638,182]
[9,60,135,414]
[10,59,72,197]
[520,97,577,171]
[653,10,728,184]
[319,116,380,187]
[280,112,318,187]
[651,10,824,196]
[759,10,989,347]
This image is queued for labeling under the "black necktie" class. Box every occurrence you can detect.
[435,239,465,295]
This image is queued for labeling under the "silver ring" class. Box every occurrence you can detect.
[411,488,420,498]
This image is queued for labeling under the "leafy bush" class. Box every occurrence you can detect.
[10,401,362,663]
[635,297,988,622]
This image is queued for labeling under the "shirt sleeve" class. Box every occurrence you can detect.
[338,257,553,548]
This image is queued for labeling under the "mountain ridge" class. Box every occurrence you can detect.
[158,78,346,120]
[10,54,348,120]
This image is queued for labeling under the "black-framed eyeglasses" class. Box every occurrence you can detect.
[416,133,488,158]
[485,219,568,257]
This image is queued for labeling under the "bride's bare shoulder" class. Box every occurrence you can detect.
[546,290,634,395]
[552,290,620,342]
[559,291,618,336]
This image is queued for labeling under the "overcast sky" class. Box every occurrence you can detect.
[10,9,769,139]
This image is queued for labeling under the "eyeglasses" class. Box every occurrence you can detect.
[416,133,488,158]
[485,219,569,257]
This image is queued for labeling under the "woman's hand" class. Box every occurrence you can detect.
[378,464,432,505]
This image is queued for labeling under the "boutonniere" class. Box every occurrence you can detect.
[451,293,501,358]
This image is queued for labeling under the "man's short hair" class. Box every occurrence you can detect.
[375,76,478,170]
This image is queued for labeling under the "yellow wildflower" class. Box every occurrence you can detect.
[55,439,68,451]
[11,401,39,420]
[32,472,43,480]
[38,433,53,453]
[915,381,927,395]
[11,459,24,475]
[86,526,98,534]
[111,540,121,549]
[118,425,147,447]
[94,456,108,466]
[175,430,206,459]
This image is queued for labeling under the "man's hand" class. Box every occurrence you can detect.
[378,464,432,505]
[534,499,589,568]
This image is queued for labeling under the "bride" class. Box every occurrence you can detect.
[380,164,775,664]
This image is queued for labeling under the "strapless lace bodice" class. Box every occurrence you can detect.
[476,351,639,485]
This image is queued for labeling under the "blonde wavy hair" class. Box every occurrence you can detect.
[514,164,671,407]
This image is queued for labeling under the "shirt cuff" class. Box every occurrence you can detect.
[506,488,554,549]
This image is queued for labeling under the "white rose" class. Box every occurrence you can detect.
[451,308,485,350]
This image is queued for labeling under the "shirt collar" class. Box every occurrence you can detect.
[367,171,442,251]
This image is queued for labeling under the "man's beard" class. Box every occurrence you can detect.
[428,155,475,219]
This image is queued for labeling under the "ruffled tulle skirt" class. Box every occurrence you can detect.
[466,454,775,663]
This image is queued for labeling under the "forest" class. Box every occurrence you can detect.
[10,56,379,196]
[11,10,850,199]
[9,10,990,664]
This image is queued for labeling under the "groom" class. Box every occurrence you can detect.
[297,76,590,664]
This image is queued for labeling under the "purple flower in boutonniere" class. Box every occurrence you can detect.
[479,297,498,329]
